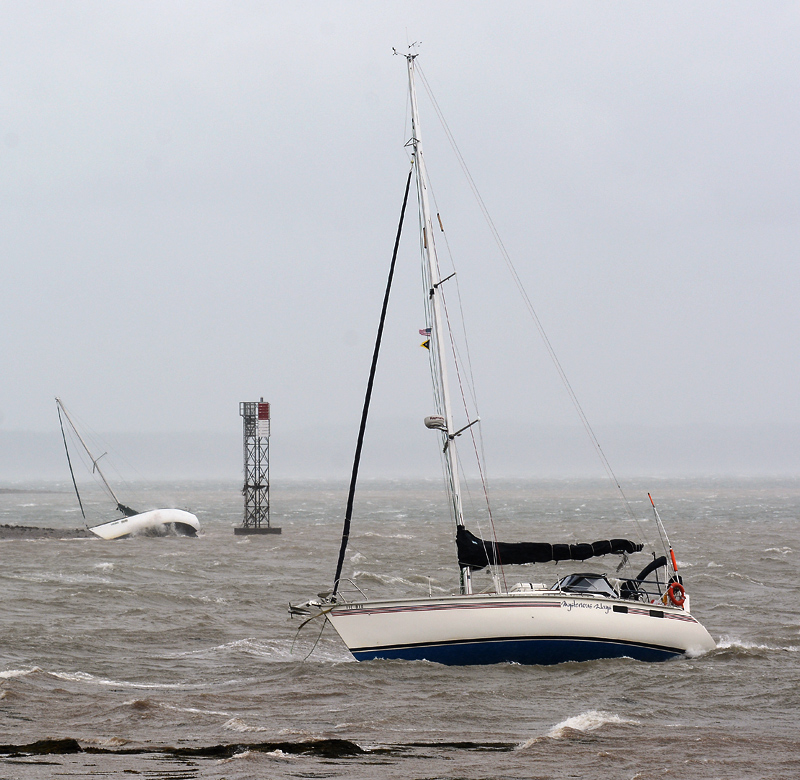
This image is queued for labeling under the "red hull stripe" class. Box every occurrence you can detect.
[335,601,697,623]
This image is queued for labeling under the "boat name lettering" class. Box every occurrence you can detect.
[343,604,363,610]
[562,600,612,613]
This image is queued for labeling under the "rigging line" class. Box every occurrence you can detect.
[418,190,463,533]
[428,154,480,417]
[453,430,507,590]
[451,275,481,413]
[432,211,493,510]
[290,605,335,654]
[439,276,507,590]
[466,424,508,592]
[332,165,414,598]
[416,179,447,419]
[429,217,489,463]
[424,192,479,429]
[55,399,119,509]
[303,616,329,662]
[59,401,146,508]
[416,64,645,537]
[648,493,674,573]
[83,428,145,510]
[424,180,503,573]
[418,198,445,417]
[422,166,482,414]
[404,80,412,160]
[57,403,87,526]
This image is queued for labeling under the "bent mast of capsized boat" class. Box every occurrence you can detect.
[55,398,200,539]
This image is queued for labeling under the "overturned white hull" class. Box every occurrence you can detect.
[89,509,200,540]
[327,591,716,665]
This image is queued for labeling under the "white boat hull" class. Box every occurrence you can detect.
[327,592,716,665]
[89,509,200,540]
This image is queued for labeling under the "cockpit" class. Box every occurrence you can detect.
[551,557,674,604]
[553,573,619,598]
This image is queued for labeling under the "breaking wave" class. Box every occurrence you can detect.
[223,717,271,733]
[714,636,798,656]
[47,670,196,690]
[352,571,418,587]
[517,710,639,748]
[164,637,351,664]
[0,667,41,679]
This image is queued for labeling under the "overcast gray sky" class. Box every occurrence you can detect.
[2,2,799,477]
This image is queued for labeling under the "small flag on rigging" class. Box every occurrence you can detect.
[420,340,430,350]
[419,327,431,336]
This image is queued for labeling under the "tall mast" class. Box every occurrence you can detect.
[54,397,134,516]
[406,54,471,594]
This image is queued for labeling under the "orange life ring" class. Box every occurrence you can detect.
[667,582,686,607]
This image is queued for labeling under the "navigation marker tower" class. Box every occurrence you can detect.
[236,399,281,535]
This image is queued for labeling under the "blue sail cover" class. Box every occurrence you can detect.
[456,526,643,571]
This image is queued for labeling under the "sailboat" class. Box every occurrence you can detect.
[56,398,200,540]
[291,51,715,665]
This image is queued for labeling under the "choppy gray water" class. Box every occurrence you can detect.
[1,478,798,779]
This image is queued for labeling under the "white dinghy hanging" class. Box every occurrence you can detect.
[56,398,200,540]
[290,50,714,665]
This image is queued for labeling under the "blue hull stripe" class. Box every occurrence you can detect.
[351,636,682,665]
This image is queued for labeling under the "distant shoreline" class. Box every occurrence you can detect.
[0,524,94,539]
[0,488,66,494]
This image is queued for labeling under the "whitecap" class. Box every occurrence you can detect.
[161,703,232,717]
[406,574,438,584]
[517,709,639,748]
[360,532,414,539]
[166,637,275,659]
[725,571,765,585]
[165,637,352,664]
[80,736,130,747]
[715,636,798,654]
[223,717,269,733]
[218,748,296,764]
[352,571,417,587]
[195,594,228,604]
[48,670,194,689]
[0,667,41,679]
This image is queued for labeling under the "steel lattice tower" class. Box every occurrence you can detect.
[236,400,281,535]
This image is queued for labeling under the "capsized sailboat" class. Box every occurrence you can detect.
[290,51,714,665]
[56,398,200,540]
